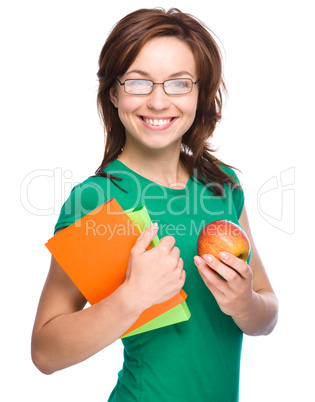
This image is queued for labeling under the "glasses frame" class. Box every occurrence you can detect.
[116,78,200,95]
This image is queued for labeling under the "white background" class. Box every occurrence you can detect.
[1,0,314,401]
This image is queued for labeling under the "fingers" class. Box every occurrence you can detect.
[135,231,184,282]
[171,245,180,260]
[197,266,225,300]
[133,223,159,254]
[194,251,252,297]
[153,235,177,258]
[177,257,186,287]
[202,252,252,281]
[194,256,227,294]
[159,235,176,249]
[177,256,184,270]
[218,252,252,280]
[180,264,186,286]
[202,254,241,283]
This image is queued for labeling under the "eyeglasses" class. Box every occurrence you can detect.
[117,78,199,95]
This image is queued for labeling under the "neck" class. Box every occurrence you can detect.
[117,143,188,189]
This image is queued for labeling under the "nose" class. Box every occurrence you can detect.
[146,85,171,111]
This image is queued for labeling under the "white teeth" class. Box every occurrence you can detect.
[143,118,172,126]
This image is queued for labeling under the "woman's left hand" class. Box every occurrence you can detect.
[194,252,255,319]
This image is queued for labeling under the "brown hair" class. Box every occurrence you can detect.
[94,8,240,196]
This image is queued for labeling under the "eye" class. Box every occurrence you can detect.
[165,79,192,94]
[170,80,190,88]
[130,80,144,86]
[125,79,152,94]
[128,80,151,88]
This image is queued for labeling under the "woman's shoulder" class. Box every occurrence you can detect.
[69,175,108,207]
[66,159,122,207]
[219,163,241,183]
[53,175,109,234]
[219,163,245,218]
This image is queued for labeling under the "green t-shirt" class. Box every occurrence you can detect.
[54,159,247,402]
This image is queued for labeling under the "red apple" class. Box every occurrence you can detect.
[197,220,250,261]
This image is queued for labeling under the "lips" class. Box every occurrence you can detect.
[143,118,172,126]
[140,116,176,127]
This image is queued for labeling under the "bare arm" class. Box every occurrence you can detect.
[31,251,143,374]
[234,205,278,334]
[194,205,278,336]
[32,224,185,374]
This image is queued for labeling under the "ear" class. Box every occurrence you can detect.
[109,86,119,108]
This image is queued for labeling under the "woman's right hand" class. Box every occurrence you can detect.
[124,223,186,312]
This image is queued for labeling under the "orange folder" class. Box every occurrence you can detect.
[45,198,187,337]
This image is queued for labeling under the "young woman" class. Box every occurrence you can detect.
[32,8,278,401]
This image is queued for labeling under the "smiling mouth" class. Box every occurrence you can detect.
[141,117,175,126]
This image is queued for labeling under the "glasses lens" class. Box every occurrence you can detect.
[164,79,192,94]
[125,79,153,94]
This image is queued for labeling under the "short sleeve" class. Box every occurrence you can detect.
[54,177,108,234]
[231,173,244,219]
[220,165,245,220]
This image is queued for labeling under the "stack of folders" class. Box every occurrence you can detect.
[45,198,191,338]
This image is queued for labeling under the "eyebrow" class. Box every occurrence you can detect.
[125,70,194,79]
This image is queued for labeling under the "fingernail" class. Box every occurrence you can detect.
[194,256,202,265]
[220,252,228,260]
[204,254,212,263]
[148,222,158,236]
[137,231,145,240]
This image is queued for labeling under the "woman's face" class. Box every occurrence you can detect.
[110,36,199,155]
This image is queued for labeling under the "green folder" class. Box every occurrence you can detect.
[121,205,191,338]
